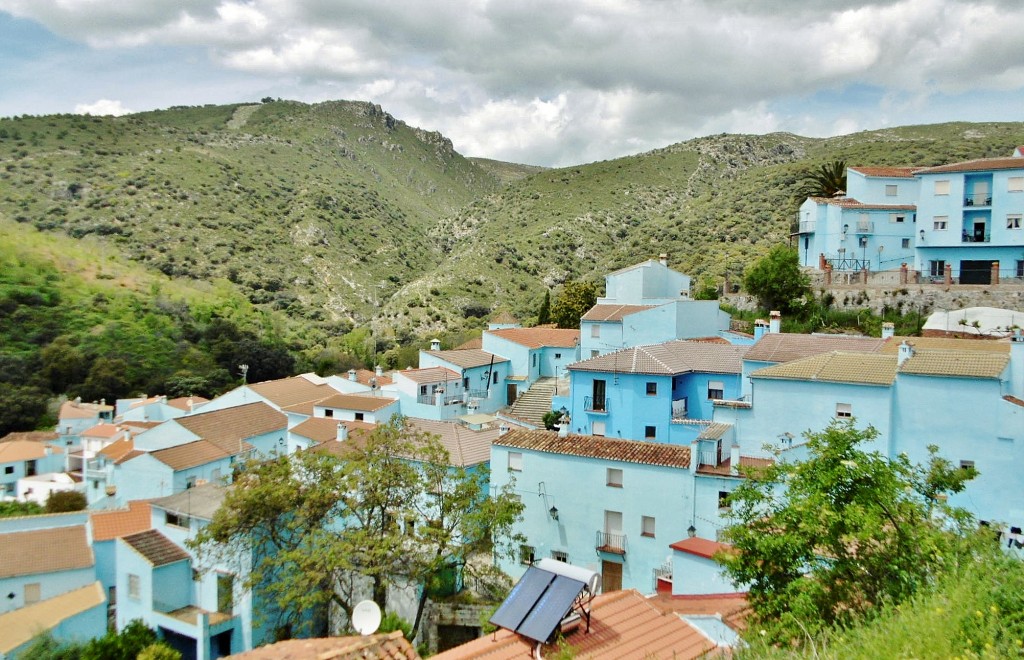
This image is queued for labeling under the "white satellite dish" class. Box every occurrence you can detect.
[352,599,382,635]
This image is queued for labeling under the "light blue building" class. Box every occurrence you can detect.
[132,402,286,455]
[481,328,580,398]
[414,347,511,416]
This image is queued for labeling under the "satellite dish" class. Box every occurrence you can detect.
[352,600,382,635]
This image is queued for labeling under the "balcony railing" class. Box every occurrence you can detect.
[964,194,992,206]
[855,220,874,233]
[798,220,816,233]
[961,232,991,243]
[653,562,673,582]
[595,531,627,554]
[583,396,608,413]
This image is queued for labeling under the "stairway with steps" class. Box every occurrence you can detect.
[504,378,557,428]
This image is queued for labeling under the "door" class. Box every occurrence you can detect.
[973,221,985,242]
[604,510,623,550]
[602,560,622,592]
[506,384,517,406]
[959,260,992,285]
[592,379,606,411]
[973,180,990,205]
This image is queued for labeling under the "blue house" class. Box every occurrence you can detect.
[481,328,580,398]
[132,402,287,455]
[414,347,511,417]
[0,440,65,498]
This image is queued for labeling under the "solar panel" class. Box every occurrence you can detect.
[489,567,555,631]
[516,575,586,643]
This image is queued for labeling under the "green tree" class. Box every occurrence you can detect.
[720,419,978,644]
[550,281,597,329]
[45,490,88,513]
[795,159,847,199]
[78,357,131,403]
[537,290,551,325]
[742,245,810,315]
[0,382,49,435]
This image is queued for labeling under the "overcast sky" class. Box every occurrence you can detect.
[2,1,1024,167]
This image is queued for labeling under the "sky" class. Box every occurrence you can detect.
[2,1,1024,167]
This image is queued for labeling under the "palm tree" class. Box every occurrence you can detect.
[796,159,847,199]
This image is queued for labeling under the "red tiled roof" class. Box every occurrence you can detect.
[122,529,189,567]
[807,196,916,211]
[355,369,393,386]
[395,366,461,384]
[91,501,152,542]
[582,304,656,322]
[491,311,519,325]
[81,423,122,438]
[697,456,773,477]
[0,441,61,463]
[167,396,209,411]
[847,166,917,178]
[496,429,692,469]
[405,418,498,467]
[58,400,112,419]
[744,333,887,364]
[290,418,376,444]
[150,439,242,470]
[570,340,747,376]
[486,327,580,349]
[455,337,483,350]
[0,431,59,444]
[317,394,397,412]
[669,537,733,559]
[423,349,509,369]
[1005,395,1024,408]
[248,375,339,408]
[229,630,419,659]
[434,589,716,660]
[0,526,93,579]
[914,157,1024,174]
[97,438,135,462]
[649,592,751,632]
[175,402,285,454]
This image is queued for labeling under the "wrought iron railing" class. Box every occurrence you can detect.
[583,396,608,413]
[964,194,992,206]
[595,531,627,554]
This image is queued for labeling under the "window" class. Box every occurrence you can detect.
[933,217,947,230]
[645,425,656,439]
[217,573,234,613]
[419,385,427,396]
[166,512,191,528]
[493,371,499,385]
[463,377,469,389]
[186,476,196,489]
[3,466,12,475]
[902,238,910,249]
[960,460,975,470]
[192,569,201,582]
[641,516,656,538]
[707,380,724,400]
[127,574,140,599]
[718,490,732,511]
[890,213,905,223]
[324,409,333,418]
[519,544,536,565]
[551,550,568,563]
[591,324,601,338]
[25,460,36,477]
[24,583,41,605]
[354,412,364,421]
[606,468,623,487]
[592,421,606,436]
[930,260,946,278]
[507,452,523,472]
[1017,260,1024,278]
[934,180,950,195]
[591,350,599,358]
[554,353,561,359]
[532,353,537,368]
[885,184,898,197]
[1009,176,1024,192]
[646,382,657,396]
[1008,214,1022,230]
[836,403,853,418]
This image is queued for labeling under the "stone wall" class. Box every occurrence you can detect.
[421,600,496,655]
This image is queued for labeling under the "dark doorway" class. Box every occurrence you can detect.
[960,260,993,285]
[160,628,197,660]
[437,625,481,653]
[211,630,233,658]
[506,384,517,406]
[602,560,622,592]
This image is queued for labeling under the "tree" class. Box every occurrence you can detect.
[720,419,978,644]
[550,281,597,329]
[537,290,551,325]
[190,418,523,639]
[45,490,87,513]
[0,382,49,436]
[795,159,847,200]
[742,245,810,315]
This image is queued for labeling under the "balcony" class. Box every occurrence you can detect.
[855,219,874,233]
[583,396,609,414]
[964,193,992,207]
[596,531,627,555]
[961,231,991,244]
[798,220,816,233]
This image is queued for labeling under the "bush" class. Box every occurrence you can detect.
[45,490,87,513]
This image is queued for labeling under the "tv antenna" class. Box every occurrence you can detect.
[352,599,382,635]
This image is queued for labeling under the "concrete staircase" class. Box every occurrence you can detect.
[505,378,557,428]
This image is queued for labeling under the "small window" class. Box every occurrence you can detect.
[551,550,568,563]
[885,184,898,197]
[554,353,561,359]
[591,324,601,338]
[718,490,731,511]
[933,217,948,231]
[592,421,606,436]
[355,412,364,421]
[166,512,191,529]
[507,451,523,472]
[192,569,201,582]
[641,516,656,538]
[1008,214,1022,230]
[707,380,724,400]
[645,425,656,439]
[324,409,333,418]
[1009,176,1024,192]
[590,350,599,358]
[493,371,499,385]
[902,238,910,249]
[463,377,469,389]
[519,544,536,565]
[646,382,657,396]
[930,260,946,278]
[128,574,140,599]
[607,468,623,487]
[186,476,196,489]
[1017,260,1024,278]
[3,466,12,475]
[419,385,427,396]
[960,460,975,470]
[934,180,950,195]
[532,353,537,368]
[890,213,905,223]
[836,403,853,418]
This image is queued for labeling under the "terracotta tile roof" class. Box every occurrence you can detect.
[914,157,1024,174]
[116,449,146,465]
[91,501,152,541]
[175,401,286,453]
[423,349,509,369]
[752,352,897,385]
[167,396,209,411]
[455,337,483,350]
[0,526,93,579]
[150,482,227,520]
[122,529,190,567]
[129,396,163,409]
[582,304,656,322]
[807,196,916,211]
[316,393,398,412]
[396,366,461,384]
[81,423,123,438]
[669,537,733,559]
[97,438,135,462]
[649,592,751,632]
[59,399,113,419]
[0,582,106,655]
[605,258,669,276]
[248,375,340,408]
[878,336,1010,354]
[569,340,747,376]
[744,333,887,364]
[696,423,731,440]
[150,439,240,470]
[0,431,59,444]
[697,456,772,477]
[405,418,498,467]
[120,421,162,432]
[355,369,393,386]
[229,630,419,659]
[290,418,376,444]
[496,429,691,469]
[899,350,1009,379]
[0,440,61,463]
[486,327,580,349]
[434,589,716,660]
[847,166,917,178]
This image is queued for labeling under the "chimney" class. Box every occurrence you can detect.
[753,319,768,342]
[659,253,668,267]
[337,423,349,441]
[729,441,741,476]
[499,423,510,436]
[897,340,914,366]
[375,365,383,377]
[881,322,895,340]
[430,338,441,351]
[769,311,782,334]
[187,397,194,413]
[347,369,357,382]
[558,422,569,438]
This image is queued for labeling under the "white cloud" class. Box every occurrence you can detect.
[74,99,132,116]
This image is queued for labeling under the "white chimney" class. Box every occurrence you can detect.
[499,423,510,436]
[558,421,569,438]
[375,365,383,377]
[347,369,357,381]
[430,338,441,351]
[769,311,782,334]
[659,253,668,266]
[897,340,914,366]
[881,322,895,340]
[337,424,349,441]
[730,441,741,476]
[753,319,768,342]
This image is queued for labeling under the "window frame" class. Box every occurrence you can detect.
[606,467,623,488]
[1007,214,1022,230]
[644,425,656,440]
[885,184,898,197]
[707,380,725,400]
[507,451,523,472]
[718,490,732,511]
[1009,176,1024,192]
[645,382,657,396]
[550,550,568,563]
[127,574,140,600]
[519,544,536,566]
[641,515,656,538]
[933,216,948,231]
[836,402,853,419]
[934,180,950,195]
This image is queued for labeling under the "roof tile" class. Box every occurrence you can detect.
[570,340,747,376]
[122,529,190,566]
[496,429,691,469]
[316,394,397,412]
[899,350,1009,378]
[422,349,509,369]
[914,157,1024,174]
[752,352,897,385]
[175,402,285,454]
[0,526,93,579]
[486,327,580,349]
[582,304,656,322]
[91,501,152,542]
[744,333,887,363]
